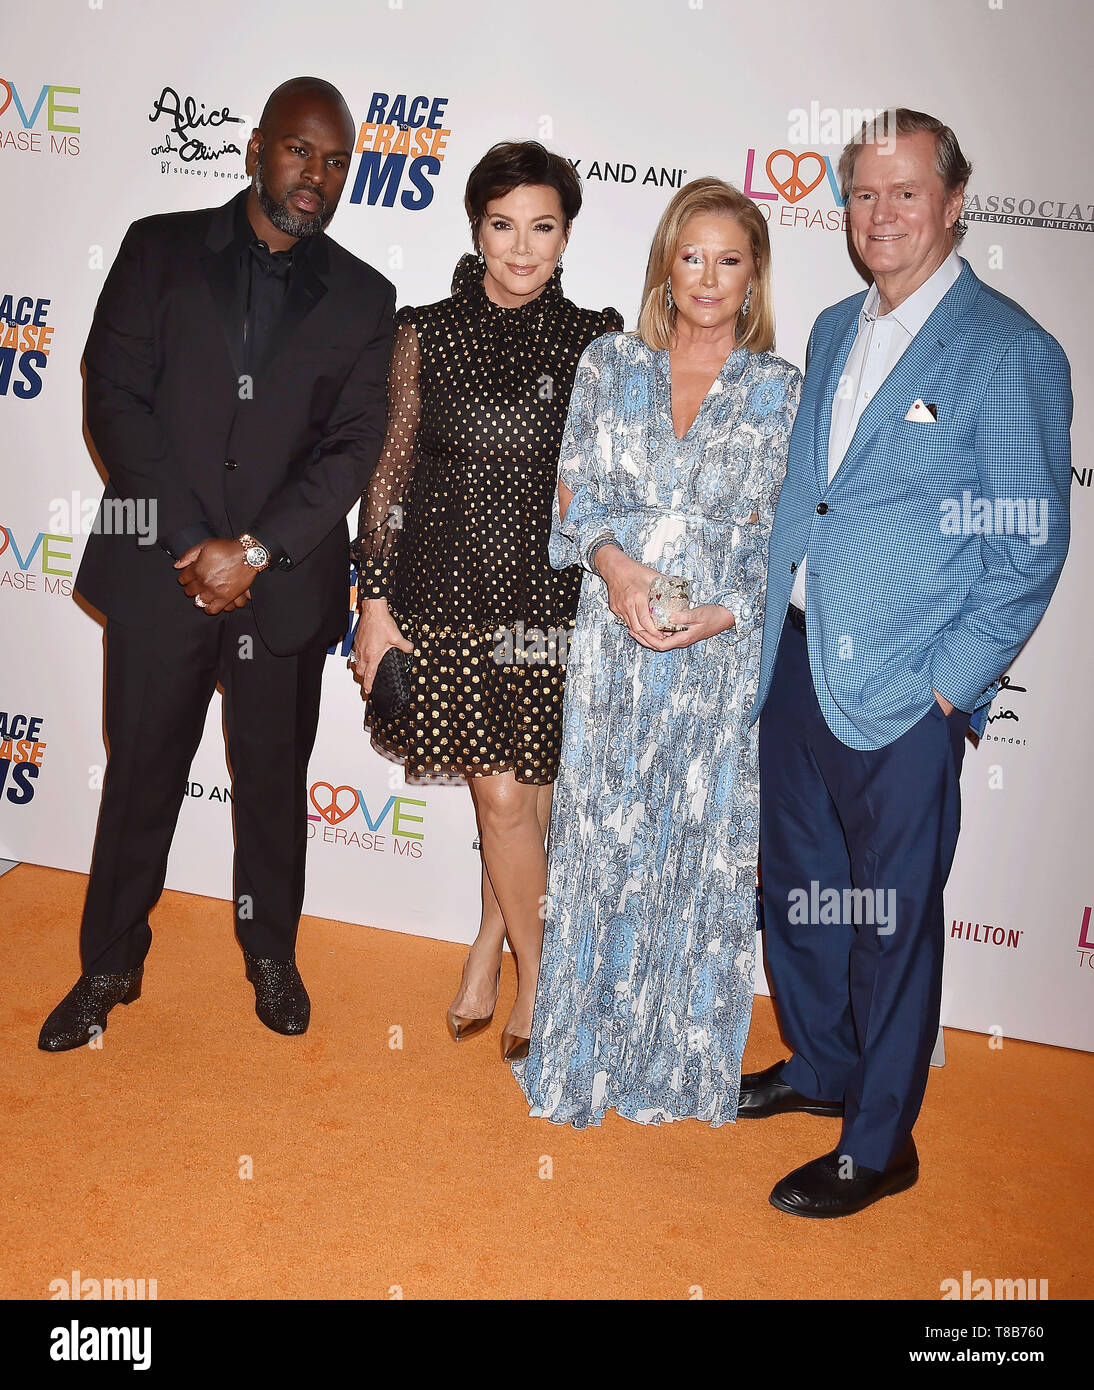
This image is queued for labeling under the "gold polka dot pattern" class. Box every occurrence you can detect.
[352,253,623,785]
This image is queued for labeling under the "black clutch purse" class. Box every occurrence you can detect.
[370,646,412,719]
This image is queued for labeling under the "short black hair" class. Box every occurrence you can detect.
[464,141,582,245]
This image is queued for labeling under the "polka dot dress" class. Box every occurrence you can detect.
[353,253,622,785]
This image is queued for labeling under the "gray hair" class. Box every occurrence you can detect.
[838,108,973,243]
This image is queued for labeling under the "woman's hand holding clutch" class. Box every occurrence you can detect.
[596,547,736,649]
[594,546,669,646]
[651,603,736,648]
[350,597,414,697]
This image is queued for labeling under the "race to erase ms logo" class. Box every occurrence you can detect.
[0,78,80,155]
[0,292,56,399]
[0,711,47,808]
[348,93,451,210]
[308,778,425,857]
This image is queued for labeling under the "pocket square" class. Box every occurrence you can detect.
[905,399,938,422]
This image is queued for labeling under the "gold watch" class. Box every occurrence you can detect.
[238,533,270,571]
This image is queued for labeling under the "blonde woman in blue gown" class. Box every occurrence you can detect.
[513,179,801,1127]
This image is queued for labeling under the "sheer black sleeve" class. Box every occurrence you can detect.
[351,312,421,602]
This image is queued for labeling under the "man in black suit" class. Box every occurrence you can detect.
[39,77,395,1049]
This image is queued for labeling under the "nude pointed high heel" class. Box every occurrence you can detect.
[501,961,539,1061]
[446,959,500,1042]
[501,1029,530,1062]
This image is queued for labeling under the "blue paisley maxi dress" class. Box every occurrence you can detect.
[511,332,801,1128]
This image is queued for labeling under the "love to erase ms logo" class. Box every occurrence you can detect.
[0,515,73,596]
[0,78,79,155]
[308,780,425,857]
[742,147,847,232]
[348,93,451,210]
[1077,906,1094,973]
[0,711,47,808]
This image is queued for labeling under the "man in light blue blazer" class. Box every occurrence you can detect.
[742,110,1072,1217]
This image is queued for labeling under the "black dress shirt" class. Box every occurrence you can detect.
[162,197,315,566]
[232,191,312,377]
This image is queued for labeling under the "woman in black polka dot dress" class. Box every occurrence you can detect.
[351,142,621,1058]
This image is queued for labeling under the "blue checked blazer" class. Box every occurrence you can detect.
[750,258,1072,749]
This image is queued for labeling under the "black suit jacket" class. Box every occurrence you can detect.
[77,189,396,656]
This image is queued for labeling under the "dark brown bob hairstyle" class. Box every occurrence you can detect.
[465,140,583,246]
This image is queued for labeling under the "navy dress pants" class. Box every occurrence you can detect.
[758,610,969,1170]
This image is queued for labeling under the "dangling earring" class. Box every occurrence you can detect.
[741,281,753,317]
[477,245,485,271]
[665,280,674,311]
[556,253,564,274]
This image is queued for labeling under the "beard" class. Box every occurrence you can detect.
[253,152,331,238]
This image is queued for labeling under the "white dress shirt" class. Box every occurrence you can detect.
[789,250,963,611]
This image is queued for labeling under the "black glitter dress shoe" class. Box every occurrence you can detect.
[769,1139,919,1218]
[38,966,143,1052]
[738,1059,844,1118]
[243,949,310,1035]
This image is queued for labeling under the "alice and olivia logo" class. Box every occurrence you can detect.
[980,673,1036,748]
[0,78,79,155]
[0,712,47,807]
[147,84,248,180]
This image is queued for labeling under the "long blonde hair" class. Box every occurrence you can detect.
[637,177,775,353]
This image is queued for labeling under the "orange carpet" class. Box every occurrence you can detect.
[2,863,1090,1301]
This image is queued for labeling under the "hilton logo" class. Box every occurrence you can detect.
[1076,905,1094,970]
[950,919,1023,949]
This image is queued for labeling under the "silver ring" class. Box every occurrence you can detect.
[194,596,207,609]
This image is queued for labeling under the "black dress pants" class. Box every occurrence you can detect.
[79,602,327,974]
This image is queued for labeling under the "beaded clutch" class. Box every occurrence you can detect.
[370,647,412,719]
[648,574,692,632]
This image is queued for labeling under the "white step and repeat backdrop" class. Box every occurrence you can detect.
[2,0,1090,1050]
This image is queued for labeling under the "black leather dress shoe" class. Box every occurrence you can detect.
[738,1059,844,1118]
[243,949,310,1035]
[38,966,143,1052]
[769,1139,919,1218]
